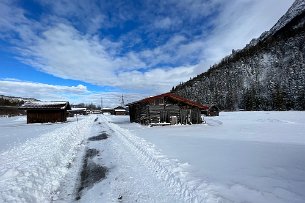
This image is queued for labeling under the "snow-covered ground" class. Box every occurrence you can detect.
[0,112,305,202]
[0,115,92,202]
[0,116,85,152]
[107,111,305,203]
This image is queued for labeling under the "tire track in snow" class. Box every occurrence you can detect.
[103,116,222,203]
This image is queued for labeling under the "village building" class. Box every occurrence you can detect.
[68,107,88,117]
[127,93,213,125]
[201,104,220,116]
[0,106,24,116]
[114,106,127,115]
[19,101,71,124]
[91,110,102,114]
[101,107,114,115]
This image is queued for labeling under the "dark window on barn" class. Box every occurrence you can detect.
[154,98,164,105]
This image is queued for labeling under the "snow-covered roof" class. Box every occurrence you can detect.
[102,107,113,110]
[70,108,87,111]
[19,101,71,110]
[114,109,126,112]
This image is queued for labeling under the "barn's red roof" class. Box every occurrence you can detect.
[127,93,209,110]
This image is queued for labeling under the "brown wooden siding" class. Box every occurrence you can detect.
[27,110,67,123]
[115,111,126,115]
[128,97,202,125]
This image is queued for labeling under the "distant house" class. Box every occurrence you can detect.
[101,107,114,115]
[201,104,220,116]
[127,93,209,125]
[92,110,102,114]
[19,101,71,124]
[68,108,88,117]
[0,106,24,116]
[114,106,127,115]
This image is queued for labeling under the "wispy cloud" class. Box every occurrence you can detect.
[0,79,87,97]
[0,79,144,106]
[0,0,295,98]
[199,0,295,65]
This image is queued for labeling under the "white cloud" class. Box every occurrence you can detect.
[0,80,88,100]
[37,0,107,34]
[199,0,295,68]
[6,21,196,92]
[0,79,145,107]
[116,65,197,92]
[82,92,147,108]
[154,17,173,29]
[0,0,296,96]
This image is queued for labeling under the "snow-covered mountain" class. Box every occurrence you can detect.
[263,0,305,40]
[0,95,38,106]
[172,0,305,111]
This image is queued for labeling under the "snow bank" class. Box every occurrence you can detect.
[0,116,85,152]
[104,116,221,202]
[0,116,94,202]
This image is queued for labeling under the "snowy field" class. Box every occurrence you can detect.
[0,112,305,202]
[0,116,85,152]
[0,115,91,202]
[108,111,305,203]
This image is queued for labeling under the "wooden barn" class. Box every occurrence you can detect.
[19,101,71,124]
[101,107,114,115]
[127,93,209,125]
[114,106,127,115]
[68,108,88,117]
[201,104,220,116]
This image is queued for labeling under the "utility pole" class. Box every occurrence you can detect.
[100,97,103,110]
[121,95,125,107]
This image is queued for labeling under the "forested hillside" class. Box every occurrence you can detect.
[172,0,305,111]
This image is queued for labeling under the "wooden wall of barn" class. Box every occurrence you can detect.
[129,101,202,125]
[27,110,67,123]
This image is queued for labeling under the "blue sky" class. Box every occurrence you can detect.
[0,0,294,106]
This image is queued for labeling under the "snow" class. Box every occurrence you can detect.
[268,0,305,36]
[0,116,93,202]
[21,101,70,110]
[0,116,85,152]
[248,0,305,47]
[114,109,126,112]
[71,108,87,111]
[107,111,305,203]
[24,101,68,106]
[0,112,305,202]
[78,117,187,202]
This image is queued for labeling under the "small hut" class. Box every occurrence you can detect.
[201,104,220,116]
[127,93,209,125]
[101,107,114,115]
[68,108,88,117]
[19,101,71,123]
[114,106,127,115]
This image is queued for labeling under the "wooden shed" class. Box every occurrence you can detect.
[127,93,209,125]
[101,107,114,115]
[114,106,127,115]
[68,108,88,117]
[201,104,220,116]
[19,101,71,124]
